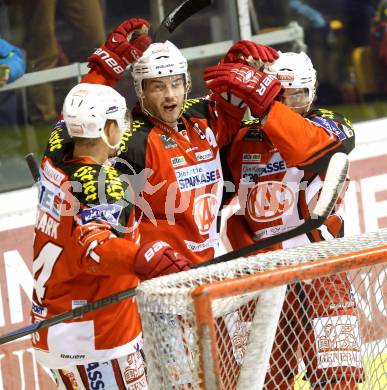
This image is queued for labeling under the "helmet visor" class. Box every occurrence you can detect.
[280,88,310,110]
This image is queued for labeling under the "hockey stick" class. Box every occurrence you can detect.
[154,0,213,42]
[25,153,40,182]
[0,153,348,345]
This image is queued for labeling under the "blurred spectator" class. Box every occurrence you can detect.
[288,0,326,29]
[22,0,106,125]
[0,38,25,87]
[371,0,387,66]
[0,2,26,132]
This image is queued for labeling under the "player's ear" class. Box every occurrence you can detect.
[104,119,117,143]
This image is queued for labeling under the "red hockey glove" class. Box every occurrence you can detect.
[88,18,151,80]
[222,40,279,65]
[74,221,116,263]
[134,241,191,280]
[204,63,282,117]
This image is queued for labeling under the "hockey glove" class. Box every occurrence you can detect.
[134,241,191,280]
[88,18,151,80]
[222,40,279,66]
[74,221,116,264]
[204,63,282,117]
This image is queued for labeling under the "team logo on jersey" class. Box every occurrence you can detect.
[41,158,65,186]
[193,123,206,140]
[241,153,286,182]
[193,194,219,235]
[175,160,221,192]
[342,124,354,138]
[32,300,47,317]
[81,204,123,225]
[38,179,65,221]
[159,134,178,149]
[171,156,186,168]
[204,126,217,147]
[242,153,261,162]
[195,149,213,162]
[247,181,295,222]
[73,165,99,203]
[309,117,349,141]
[48,122,65,152]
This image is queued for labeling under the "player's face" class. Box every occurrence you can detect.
[142,75,186,126]
[280,88,310,115]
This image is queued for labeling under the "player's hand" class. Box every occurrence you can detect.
[88,18,152,80]
[222,40,279,66]
[134,241,191,280]
[204,63,282,117]
[74,221,116,263]
[105,18,152,64]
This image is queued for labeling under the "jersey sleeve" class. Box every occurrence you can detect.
[262,102,355,173]
[210,94,247,148]
[81,68,116,87]
[64,163,139,276]
[183,96,246,149]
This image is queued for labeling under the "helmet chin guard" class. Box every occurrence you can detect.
[63,83,129,149]
[264,52,317,112]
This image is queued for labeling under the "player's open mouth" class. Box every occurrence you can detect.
[163,104,177,112]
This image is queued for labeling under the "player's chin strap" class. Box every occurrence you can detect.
[1,153,349,345]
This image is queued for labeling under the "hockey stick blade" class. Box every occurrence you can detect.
[25,153,40,182]
[154,0,212,42]
[192,152,349,267]
[0,153,348,345]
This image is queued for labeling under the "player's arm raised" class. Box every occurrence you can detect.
[82,18,152,86]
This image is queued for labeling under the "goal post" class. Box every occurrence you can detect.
[136,229,387,389]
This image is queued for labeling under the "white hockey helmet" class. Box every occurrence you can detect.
[264,51,317,111]
[131,40,190,97]
[63,83,129,147]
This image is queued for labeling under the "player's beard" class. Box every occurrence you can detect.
[142,96,185,127]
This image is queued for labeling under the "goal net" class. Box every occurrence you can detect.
[136,229,387,389]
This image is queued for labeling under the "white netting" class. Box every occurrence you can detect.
[136,229,387,389]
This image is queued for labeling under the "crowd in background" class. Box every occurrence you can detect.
[1,0,386,123]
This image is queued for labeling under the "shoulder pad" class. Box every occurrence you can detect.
[306,108,355,141]
[45,121,74,163]
[66,164,128,205]
[119,117,152,154]
[183,98,211,119]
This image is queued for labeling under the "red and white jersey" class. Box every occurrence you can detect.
[224,102,355,251]
[117,98,245,264]
[32,123,142,368]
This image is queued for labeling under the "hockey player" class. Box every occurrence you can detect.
[221,52,363,389]
[31,83,190,389]
[78,18,281,265]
